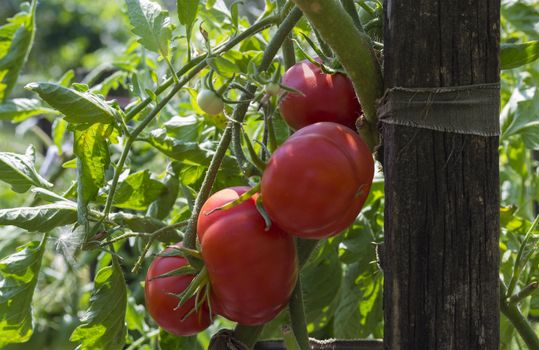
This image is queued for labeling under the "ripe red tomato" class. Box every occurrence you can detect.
[197,187,298,325]
[145,245,211,336]
[279,60,361,130]
[261,122,374,239]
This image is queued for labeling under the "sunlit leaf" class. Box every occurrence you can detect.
[501,41,539,69]
[126,0,173,56]
[109,170,166,211]
[0,1,36,102]
[74,124,111,204]
[0,145,52,193]
[0,98,58,122]
[70,256,127,350]
[0,237,46,347]
[177,0,199,51]
[25,82,116,124]
[0,202,77,232]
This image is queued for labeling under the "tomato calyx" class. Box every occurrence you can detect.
[255,195,272,231]
[150,244,215,321]
[203,184,261,216]
[169,266,214,321]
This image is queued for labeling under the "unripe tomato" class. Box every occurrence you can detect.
[197,187,298,325]
[197,89,224,115]
[264,82,281,96]
[279,60,362,130]
[261,122,374,239]
[145,245,212,336]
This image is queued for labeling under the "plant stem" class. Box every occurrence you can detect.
[282,34,296,70]
[101,17,279,222]
[288,278,309,350]
[231,7,303,174]
[500,280,539,349]
[282,325,301,350]
[290,0,383,151]
[341,0,365,33]
[124,15,278,121]
[501,300,539,349]
[506,214,539,298]
[509,281,539,305]
[182,126,233,249]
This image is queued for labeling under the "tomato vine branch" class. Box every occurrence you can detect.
[288,278,309,350]
[290,0,383,151]
[500,281,539,349]
[231,7,303,175]
[100,15,280,225]
[124,15,279,122]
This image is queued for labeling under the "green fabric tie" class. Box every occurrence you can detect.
[377,83,500,136]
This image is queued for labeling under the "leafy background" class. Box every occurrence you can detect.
[0,0,537,349]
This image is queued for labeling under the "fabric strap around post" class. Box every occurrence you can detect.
[377,83,500,136]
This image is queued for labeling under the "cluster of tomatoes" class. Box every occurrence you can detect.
[144,60,374,336]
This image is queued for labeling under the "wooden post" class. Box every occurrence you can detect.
[382,0,500,349]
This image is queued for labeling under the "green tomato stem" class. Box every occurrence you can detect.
[232,7,303,174]
[124,14,279,122]
[282,34,296,70]
[290,0,383,151]
[341,0,365,33]
[509,281,539,305]
[282,325,301,350]
[500,281,539,349]
[101,15,280,224]
[288,278,310,350]
[506,214,539,298]
[182,125,233,249]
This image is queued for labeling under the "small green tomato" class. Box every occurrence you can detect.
[264,82,281,97]
[197,89,224,115]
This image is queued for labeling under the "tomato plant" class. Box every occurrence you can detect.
[144,245,212,336]
[261,122,374,239]
[279,60,362,130]
[197,187,298,325]
[0,0,537,349]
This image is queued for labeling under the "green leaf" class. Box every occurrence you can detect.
[0,1,36,102]
[333,262,383,339]
[501,41,539,69]
[502,88,539,149]
[90,71,130,97]
[110,170,166,210]
[502,1,539,39]
[0,98,58,122]
[30,187,68,203]
[159,331,202,350]
[177,0,199,46]
[58,69,75,87]
[333,210,384,338]
[126,0,173,57]
[74,124,111,204]
[52,118,68,155]
[70,256,127,350]
[0,145,53,193]
[110,212,181,242]
[147,128,208,163]
[0,237,46,348]
[126,295,145,333]
[206,56,241,78]
[147,163,180,220]
[302,241,342,332]
[0,202,78,232]
[163,115,202,142]
[25,82,116,124]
